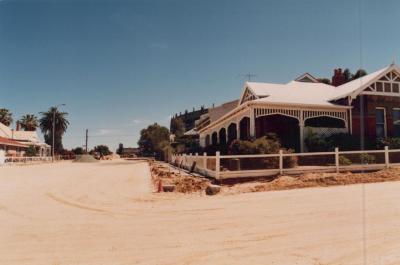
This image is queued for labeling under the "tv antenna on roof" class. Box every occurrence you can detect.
[239,73,257,81]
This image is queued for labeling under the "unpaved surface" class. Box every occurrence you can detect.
[222,168,400,195]
[1,160,400,264]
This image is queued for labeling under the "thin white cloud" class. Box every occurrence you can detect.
[95,129,119,136]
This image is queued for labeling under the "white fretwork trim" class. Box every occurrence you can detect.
[254,107,348,124]
[255,108,301,121]
[302,110,348,123]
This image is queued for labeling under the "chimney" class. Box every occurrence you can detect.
[16,121,20,131]
[331,68,346,87]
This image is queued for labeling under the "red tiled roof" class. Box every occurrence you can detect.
[0,136,27,148]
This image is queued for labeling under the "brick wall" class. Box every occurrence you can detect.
[351,95,400,138]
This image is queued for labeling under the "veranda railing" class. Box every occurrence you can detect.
[4,156,53,164]
[170,146,398,180]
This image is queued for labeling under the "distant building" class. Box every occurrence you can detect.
[120,147,140,158]
[0,122,50,156]
[170,106,208,134]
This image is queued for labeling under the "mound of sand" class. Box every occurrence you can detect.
[74,154,99,163]
[150,162,211,193]
[222,168,400,194]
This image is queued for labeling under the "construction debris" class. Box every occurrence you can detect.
[150,162,211,194]
[206,184,221,196]
[162,184,175,192]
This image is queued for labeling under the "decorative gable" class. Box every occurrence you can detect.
[295,73,319,83]
[240,87,257,104]
[362,70,400,95]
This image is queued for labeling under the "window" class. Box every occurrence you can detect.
[393,109,400,137]
[376,82,383,92]
[393,83,399,93]
[376,108,386,138]
[384,83,391,92]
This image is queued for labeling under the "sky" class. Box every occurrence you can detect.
[1,0,399,151]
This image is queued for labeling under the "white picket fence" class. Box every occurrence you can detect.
[170,146,400,180]
[3,156,53,165]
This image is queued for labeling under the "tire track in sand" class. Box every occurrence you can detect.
[46,192,113,215]
[0,203,33,220]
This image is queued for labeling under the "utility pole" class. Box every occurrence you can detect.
[85,129,88,153]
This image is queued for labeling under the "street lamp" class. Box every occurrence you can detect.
[52,104,66,162]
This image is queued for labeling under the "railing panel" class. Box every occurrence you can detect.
[170,147,394,180]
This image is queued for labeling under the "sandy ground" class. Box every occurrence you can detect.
[1,160,400,265]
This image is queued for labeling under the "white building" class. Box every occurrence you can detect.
[0,122,50,156]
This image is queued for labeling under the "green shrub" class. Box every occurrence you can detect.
[376,137,400,149]
[305,131,374,152]
[304,130,332,152]
[339,155,352,166]
[283,149,298,168]
[360,153,375,164]
[228,135,297,169]
[326,133,361,151]
[25,145,37,157]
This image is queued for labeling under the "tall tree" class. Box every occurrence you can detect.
[170,118,185,138]
[19,114,39,131]
[343,68,352,83]
[72,147,84,155]
[352,69,368,80]
[317,78,331,85]
[39,107,69,154]
[116,143,124,155]
[138,123,170,159]
[0,108,13,126]
[92,145,112,156]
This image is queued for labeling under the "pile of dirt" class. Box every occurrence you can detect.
[73,155,99,163]
[150,162,211,194]
[222,168,400,194]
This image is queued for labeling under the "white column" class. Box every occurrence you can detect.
[299,121,305,152]
[215,151,220,179]
[237,119,241,140]
[249,107,255,138]
[199,135,206,147]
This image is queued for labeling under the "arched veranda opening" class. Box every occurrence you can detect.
[219,128,227,145]
[227,123,237,144]
[211,132,218,145]
[305,116,346,128]
[205,135,211,146]
[239,117,250,140]
[255,114,300,151]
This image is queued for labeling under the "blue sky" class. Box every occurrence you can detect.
[1,0,399,150]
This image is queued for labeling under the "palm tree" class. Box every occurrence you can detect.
[19,114,39,131]
[0,108,13,126]
[39,107,69,154]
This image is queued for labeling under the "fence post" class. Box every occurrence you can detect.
[215,151,220,180]
[385,146,389,169]
[279,150,283,175]
[335,147,339,173]
[203,152,207,170]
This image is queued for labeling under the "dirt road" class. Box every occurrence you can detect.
[0,160,399,264]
